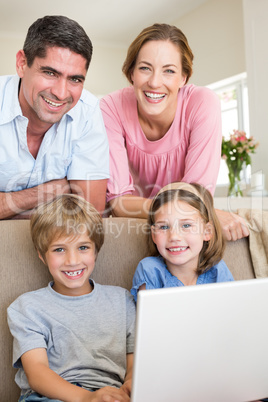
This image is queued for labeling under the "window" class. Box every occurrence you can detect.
[207,73,250,187]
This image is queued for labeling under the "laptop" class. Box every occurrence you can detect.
[131,278,268,402]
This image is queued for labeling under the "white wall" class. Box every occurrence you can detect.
[173,0,246,86]
[85,44,128,95]
[0,33,127,96]
[0,33,23,76]
[243,0,268,189]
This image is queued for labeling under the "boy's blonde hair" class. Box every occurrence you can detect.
[148,183,225,275]
[30,194,104,262]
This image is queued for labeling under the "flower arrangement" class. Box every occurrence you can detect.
[221,130,259,196]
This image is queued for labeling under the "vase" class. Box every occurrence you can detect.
[227,165,243,197]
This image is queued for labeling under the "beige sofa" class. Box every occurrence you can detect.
[0,217,255,402]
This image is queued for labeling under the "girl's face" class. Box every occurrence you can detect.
[151,200,212,276]
[131,40,186,122]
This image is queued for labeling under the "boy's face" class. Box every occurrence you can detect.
[40,232,96,296]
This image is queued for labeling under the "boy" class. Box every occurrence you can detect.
[7,195,135,402]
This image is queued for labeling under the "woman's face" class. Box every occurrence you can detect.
[131,40,186,121]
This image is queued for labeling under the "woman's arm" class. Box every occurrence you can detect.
[109,195,152,219]
[215,209,249,241]
[100,92,138,205]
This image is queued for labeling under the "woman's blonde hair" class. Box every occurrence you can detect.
[148,183,225,275]
[122,23,194,85]
[30,194,104,263]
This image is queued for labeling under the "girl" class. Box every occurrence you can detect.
[131,182,234,302]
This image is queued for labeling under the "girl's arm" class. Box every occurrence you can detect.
[22,348,130,402]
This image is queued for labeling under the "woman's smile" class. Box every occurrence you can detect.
[131,40,186,121]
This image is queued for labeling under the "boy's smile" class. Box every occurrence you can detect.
[40,233,96,296]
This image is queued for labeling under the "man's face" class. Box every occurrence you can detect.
[16,46,87,128]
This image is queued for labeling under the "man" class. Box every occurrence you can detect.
[0,15,109,219]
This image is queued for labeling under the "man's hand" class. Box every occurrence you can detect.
[39,178,70,203]
[215,209,249,241]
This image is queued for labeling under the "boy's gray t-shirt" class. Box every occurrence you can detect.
[7,281,136,394]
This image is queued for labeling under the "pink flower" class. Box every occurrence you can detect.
[236,135,246,142]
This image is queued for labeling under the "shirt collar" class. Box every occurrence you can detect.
[66,89,86,121]
[0,75,23,125]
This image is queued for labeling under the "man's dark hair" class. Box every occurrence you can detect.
[23,15,93,70]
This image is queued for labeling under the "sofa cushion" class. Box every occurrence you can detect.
[0,217,255,401]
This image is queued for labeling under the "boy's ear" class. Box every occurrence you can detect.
[38,252,47,266]
[203,222,213,241]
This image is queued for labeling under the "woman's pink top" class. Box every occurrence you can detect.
[100,84,222,202]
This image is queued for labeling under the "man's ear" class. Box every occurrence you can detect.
[203,222,213,242]
[16,50,28,78]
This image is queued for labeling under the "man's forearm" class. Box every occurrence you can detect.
[70,179,108,214]
[0,178,70,219]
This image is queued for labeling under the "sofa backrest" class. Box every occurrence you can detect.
[0,217,255,401]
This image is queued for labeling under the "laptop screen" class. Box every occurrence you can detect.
[131,278,268,402]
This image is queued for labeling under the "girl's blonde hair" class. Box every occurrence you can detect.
[30,194,104,263]
[122,23,194,85]
[148,183,225,275]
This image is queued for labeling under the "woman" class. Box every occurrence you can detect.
[100,23,248,241]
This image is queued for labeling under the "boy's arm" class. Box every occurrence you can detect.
[22,348,130,402]
[120,353,134,397]
[22,348,92,402]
